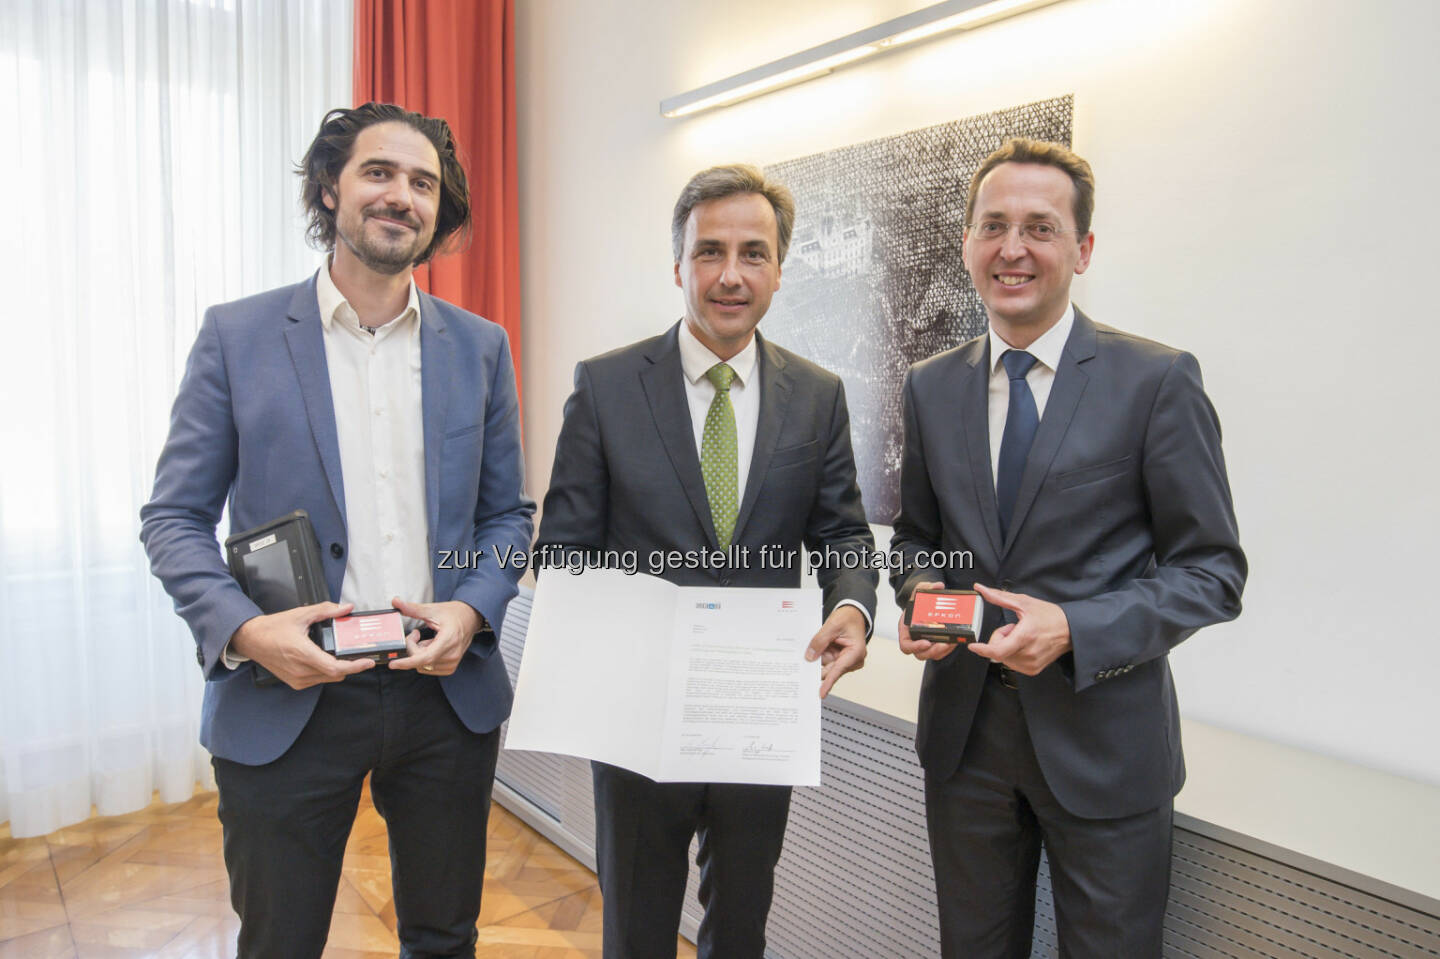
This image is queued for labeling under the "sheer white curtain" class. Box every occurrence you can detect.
[0,0,351,838]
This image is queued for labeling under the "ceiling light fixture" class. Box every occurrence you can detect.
[660,0,1067,119]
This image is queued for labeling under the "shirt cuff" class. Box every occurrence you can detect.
[834,598,873,639]
[221,641,250,670]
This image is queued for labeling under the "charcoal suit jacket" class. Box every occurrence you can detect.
[537,322,877,627]
[890,308,1246,819]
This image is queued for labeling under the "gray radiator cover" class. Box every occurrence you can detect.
[494,591,1440,957]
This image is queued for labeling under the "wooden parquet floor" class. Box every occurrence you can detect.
[0,785,698,958]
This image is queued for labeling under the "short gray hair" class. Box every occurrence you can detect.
[671,164,796,264]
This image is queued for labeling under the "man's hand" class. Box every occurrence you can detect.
[967,582,1072,675]
[897,581,960,662]
[806,605,868,699]
[230,602,372,690]
[389,597,482,676]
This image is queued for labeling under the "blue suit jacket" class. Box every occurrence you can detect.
[141,276,535,765]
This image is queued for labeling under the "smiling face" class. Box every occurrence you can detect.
[962,161,1094,344]
[674,192,783,360]
[323,121,441,276]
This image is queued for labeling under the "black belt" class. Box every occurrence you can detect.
[987,661,1019,690]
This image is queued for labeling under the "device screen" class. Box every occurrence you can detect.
[242,541,300,614]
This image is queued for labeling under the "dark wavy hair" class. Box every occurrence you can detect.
[297,102,471,265]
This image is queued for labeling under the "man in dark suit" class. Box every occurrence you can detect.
[536,164,878,959]
[891,138,1246,957]
[140,104,534,958]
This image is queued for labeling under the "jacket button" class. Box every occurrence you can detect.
[331,543,345,559]
[720,577,732,587]
[1001,579,1013,591]
[196,648,204,666]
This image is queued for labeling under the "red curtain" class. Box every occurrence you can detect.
[355,0,522,399]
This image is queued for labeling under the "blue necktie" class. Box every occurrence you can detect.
[996,349,1039,540]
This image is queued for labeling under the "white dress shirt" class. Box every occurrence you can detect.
[223,265,432,669]
[316,263,433,614]
[677,322,871,632]
[987,304,1075,485]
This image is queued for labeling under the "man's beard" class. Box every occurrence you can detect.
[338,208,430,275]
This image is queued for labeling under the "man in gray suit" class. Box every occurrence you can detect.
[537,164,878,959]
[891,138,1246,957]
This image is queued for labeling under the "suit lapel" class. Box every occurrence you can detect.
[957,337,1004,560]
[419,293,451,552]
[283,280,347,527]
[639,326,720,548]
[1001,310,1096,557]
[733,334,792,541]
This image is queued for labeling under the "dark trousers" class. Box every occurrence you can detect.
[926,671,1173,959]
[591,761,791,959]
[212,668,501,959]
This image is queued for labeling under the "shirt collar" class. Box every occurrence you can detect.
[315,260,421,334]
[988,302,1074,375]
[678,320,758,388]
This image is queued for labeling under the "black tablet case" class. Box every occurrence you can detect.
[224,510,333,685]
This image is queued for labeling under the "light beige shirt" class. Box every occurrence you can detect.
[986,303,1075,485]
[315,263,433,615]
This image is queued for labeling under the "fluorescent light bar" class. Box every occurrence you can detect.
[660,0,1067,119]
[665,46,879,119]
[880,0,1060,47]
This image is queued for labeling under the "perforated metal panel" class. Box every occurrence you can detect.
[494,590,565,820]
[756,705,939,957]
[491,591,1440,958]
[1163,826,1440,958]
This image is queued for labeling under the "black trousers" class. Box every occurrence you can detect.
[591,761,791,959]
[211,668,501,959]
[926,670,1173,959]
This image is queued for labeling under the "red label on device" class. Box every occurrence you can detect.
[333,610,405,652]
[911,591,978,625]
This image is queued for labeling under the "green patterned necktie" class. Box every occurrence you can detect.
[701,362,739,550]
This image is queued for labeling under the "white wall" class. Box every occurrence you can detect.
[516,0,1440,787]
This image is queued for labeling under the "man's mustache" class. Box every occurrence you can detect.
[363,207,421,230]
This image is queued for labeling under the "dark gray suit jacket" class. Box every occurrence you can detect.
[538,323,876,619]
[890,309,1246,819]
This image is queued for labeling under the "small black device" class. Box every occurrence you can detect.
[225,510,334,685]
[331,608,409,664]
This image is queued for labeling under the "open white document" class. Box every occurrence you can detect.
[504,568,822,786]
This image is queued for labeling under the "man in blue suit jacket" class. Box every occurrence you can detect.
[140,103,534,959]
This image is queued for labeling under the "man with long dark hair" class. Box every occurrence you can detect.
[141,103,533,958]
